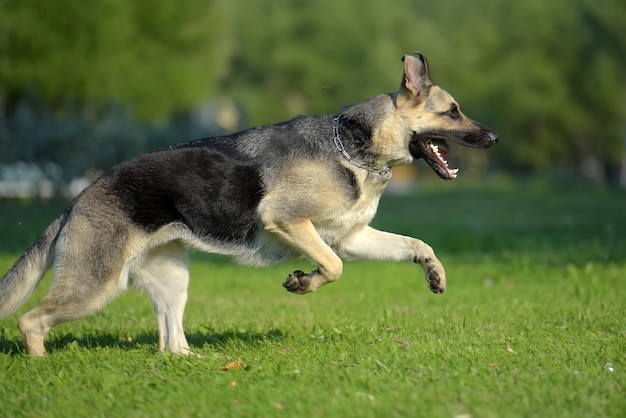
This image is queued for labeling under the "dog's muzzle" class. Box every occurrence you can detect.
[409,127,498,181]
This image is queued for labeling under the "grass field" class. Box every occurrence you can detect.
[0,181,624,417]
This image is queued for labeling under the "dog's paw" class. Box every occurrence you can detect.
[426,267,446,294]
[414,253,447,294]
[282,270,312,294]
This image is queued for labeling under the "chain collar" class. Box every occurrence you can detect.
[332,116,392,181]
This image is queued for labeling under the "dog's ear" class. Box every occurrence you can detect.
[400,51,433,99]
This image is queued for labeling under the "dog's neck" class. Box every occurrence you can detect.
[332,114,392,181]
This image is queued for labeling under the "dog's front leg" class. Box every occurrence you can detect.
[263,218,343,294]
[337,226,446,293]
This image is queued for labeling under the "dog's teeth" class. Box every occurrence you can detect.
[451,168,459,175]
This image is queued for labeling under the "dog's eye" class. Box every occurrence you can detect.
[445,106,461,120]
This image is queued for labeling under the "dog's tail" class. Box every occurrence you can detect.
[0,212,66,317]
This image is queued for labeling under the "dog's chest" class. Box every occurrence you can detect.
[315,191,381,245]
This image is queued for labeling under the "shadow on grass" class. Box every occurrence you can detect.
[0,327,285,356]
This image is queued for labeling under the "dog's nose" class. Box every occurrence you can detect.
[488,130,499,144]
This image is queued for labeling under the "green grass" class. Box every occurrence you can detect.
[0,182,625,417]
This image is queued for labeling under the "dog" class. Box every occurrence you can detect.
[0,52,497,356]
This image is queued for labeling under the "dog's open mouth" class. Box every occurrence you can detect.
[409,138,459,180]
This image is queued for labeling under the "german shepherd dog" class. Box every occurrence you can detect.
[0,52,497,356]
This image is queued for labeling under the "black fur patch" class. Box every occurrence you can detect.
[335,163,360,202]
[107,147,263,244]
[336,115,375,161]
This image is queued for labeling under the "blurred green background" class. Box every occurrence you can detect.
[0,0,624,195]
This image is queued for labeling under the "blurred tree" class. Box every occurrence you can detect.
[481,0,626,184]
[219,0,430,125]
[0,0,226,119]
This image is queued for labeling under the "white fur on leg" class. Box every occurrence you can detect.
[131,242,192,355]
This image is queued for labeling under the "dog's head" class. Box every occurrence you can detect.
[395,52,498,180]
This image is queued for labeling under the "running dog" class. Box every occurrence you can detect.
[0,52,498,356]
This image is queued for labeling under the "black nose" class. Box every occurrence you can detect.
[488,130,499,144]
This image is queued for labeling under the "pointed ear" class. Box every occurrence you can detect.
[400,51,433,99]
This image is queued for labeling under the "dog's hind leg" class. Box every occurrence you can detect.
[18,279,122,356]
[17,228,129,356]
[131,241,191,355]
